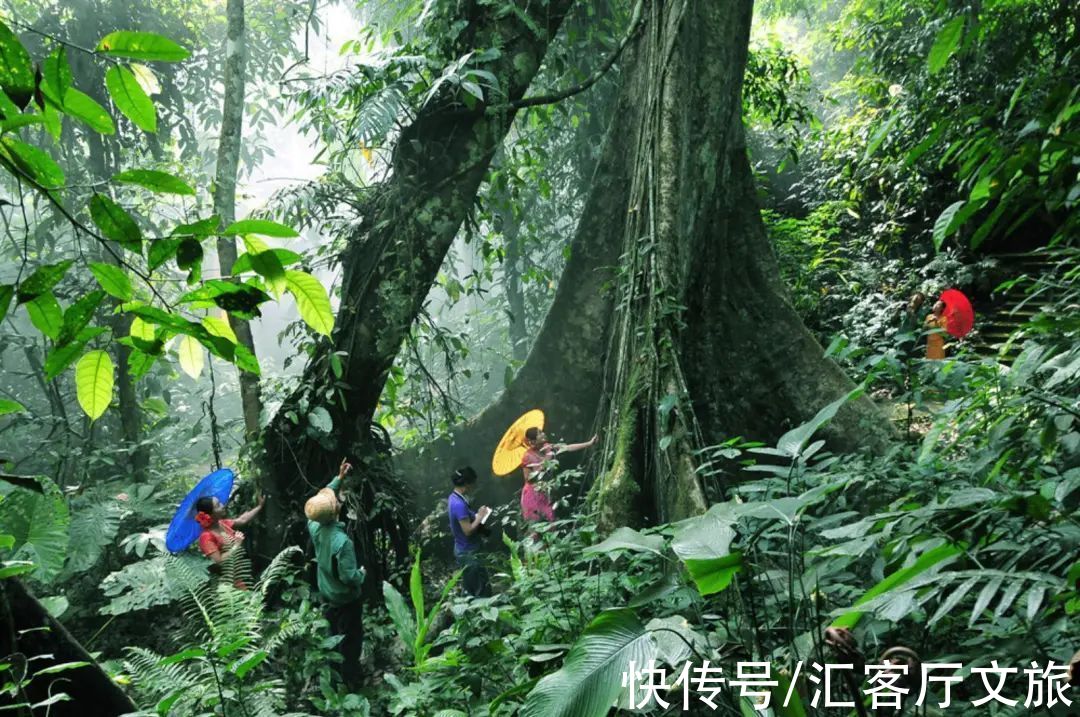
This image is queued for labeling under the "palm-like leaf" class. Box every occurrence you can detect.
[520,609,656,717]
[0,477,69,582]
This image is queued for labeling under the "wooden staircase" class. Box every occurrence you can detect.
[967,248,1077,361]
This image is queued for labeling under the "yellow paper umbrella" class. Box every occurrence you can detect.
[492,409,545,477]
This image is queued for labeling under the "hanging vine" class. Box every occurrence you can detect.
[589,0,709,531]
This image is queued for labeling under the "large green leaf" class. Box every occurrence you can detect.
[831,542,964,629]
[90,194,143,252]
[97,31,190,62]
[63,499,123,575]
[75,350,114,420]
[58,289,105,345]
[932,200,966,251]
[583,527,665,558]
[172,215,220,239]
[0,114,44,133]
[61,88,116,134]
[410,550,425,639]
[179,280,270,320]
[100,555,209,615]
[223,219,299,238]
[149,216,215,270]
[242,235,287,297]
[88,262,133,300]
[16,260,73,303]
[521,609,656,717]
[148,238,182,270]
[126,348,156,379]
[113,169,193,196]
[776,387,864,458]
[928,16,965,76]
[44,327,109,380]
[685,553,743,596]
[128,316,154,341]
[0,477,70,582]
[671,509,742,596]
[0,398,24,416]
[671,510,735,560]
[0,20,34,109]
[233,343,260,375]
[285,270,334,336]
[202,315,238,343]
[177,335,204,379]
[123,303,243,369]
[864,111,899,159]
[231,248,302,275]
[25,293,63,340]
[105,65,156,132]
[383,580,417,648]
[0,136,65,188]
[41,47,73,106]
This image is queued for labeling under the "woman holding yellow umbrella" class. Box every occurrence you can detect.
[492,410,597,524]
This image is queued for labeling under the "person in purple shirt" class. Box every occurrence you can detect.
[448,466,492,597]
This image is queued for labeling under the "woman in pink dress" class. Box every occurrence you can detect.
[520,427,598,523]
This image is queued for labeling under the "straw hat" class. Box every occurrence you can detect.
[305,487,339,523]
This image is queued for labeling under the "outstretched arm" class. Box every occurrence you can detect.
[326,457,353,492]
[233,495,265,527]
[554,434,598,455]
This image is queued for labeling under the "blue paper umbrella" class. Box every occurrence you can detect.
[166,468,235,553]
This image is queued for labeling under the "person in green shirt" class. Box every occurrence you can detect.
[305,457,365,687]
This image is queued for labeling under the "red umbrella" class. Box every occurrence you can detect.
[940,289,974,338]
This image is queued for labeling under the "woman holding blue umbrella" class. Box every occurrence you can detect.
[166,468,267,590]
[194,493,265,564]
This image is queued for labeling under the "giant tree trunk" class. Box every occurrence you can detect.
[589,0,893,529]
[403,0,893,528]
[254,0,578,563]
[396,63,643,514]
[213,0,264,440]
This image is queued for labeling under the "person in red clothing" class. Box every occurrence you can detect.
[520,427,597,523]
[195,494,265,571]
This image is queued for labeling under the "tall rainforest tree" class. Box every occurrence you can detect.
[259,0,894,552]
[587,0,893,527]
[254,0,579,559]
[212,0,264,439]
[403,0,893,526]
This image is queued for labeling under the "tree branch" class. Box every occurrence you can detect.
[509,0,645,109]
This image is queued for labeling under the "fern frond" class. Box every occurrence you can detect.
[347,81,408,146]
[100,554,210,615]
[63,495,123,575]
[256,546,303,596]
[123,645,202,709]
[219,547,255,589]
